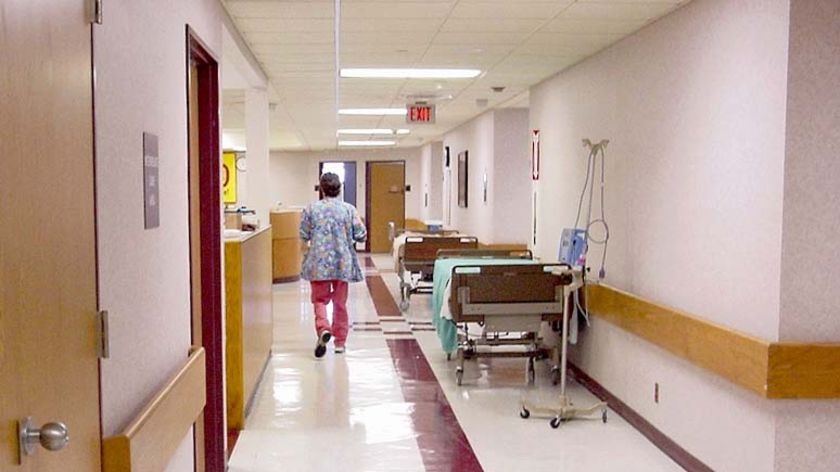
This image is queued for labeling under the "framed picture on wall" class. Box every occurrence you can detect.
[458,150,468,208]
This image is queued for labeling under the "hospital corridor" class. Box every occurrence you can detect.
[2,1,840,472]
[227,254,681,472]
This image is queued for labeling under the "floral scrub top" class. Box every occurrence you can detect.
[299,198,367,282]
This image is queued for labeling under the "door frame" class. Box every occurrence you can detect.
[319,160,358,207]
[364,160,406,253]
[186,27,225,472]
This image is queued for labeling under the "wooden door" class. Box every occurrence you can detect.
[0,1,102,470]
[367,162,406,253]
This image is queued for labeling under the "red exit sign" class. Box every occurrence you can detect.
[407,104,435,124]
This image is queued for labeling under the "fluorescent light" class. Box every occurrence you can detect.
[395,129,410,135]
[341,68,481,79]
[338,108,406,116]
[338,140,396,147]
[337,129,394,135]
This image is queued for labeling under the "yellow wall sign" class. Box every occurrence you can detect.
[223,152,237,204]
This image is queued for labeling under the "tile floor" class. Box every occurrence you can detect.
[228,255,683,472]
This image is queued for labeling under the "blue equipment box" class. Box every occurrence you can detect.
[559,228,587,267]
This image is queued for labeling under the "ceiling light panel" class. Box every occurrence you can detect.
[338,108,407,116]
[338,140,397,146]
[337,129,395,135]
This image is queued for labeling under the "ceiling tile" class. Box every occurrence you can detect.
[440,18,545,33]
[450,2,571,19]
[558,2,683,21]
[237,18,335,32]
[227,2,334,19]
[341,2,454,19]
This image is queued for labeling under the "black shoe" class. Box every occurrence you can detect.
[314,331,332,358]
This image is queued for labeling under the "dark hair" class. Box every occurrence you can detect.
[320,172,341,197]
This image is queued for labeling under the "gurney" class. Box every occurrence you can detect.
[394,235,478,311]
[432,259,570,386]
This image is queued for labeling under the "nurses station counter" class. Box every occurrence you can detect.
[270,209,304,283]
[224,226,273,430]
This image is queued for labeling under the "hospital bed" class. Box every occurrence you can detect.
[394,235,478,311]
[432,257,570,386]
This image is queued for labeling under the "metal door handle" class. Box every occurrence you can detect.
[19,417,70,457]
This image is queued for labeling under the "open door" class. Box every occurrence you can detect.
[0,1,102,470]
[366,161,406,253]
[187,29,224,471]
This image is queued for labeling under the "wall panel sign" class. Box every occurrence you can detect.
[143,132,160,229]
[531,129,540,180]
[407,104,435,124]
[222,152,237,204]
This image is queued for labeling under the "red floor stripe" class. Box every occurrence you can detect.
[365,275,402,317]
[387,339,484,472]
[365,271,483,471]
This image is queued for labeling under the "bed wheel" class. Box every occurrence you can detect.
[446,353,452,361]
[602,410,608,424]
[519,407,530,419]
[399,299,410,312]
[455,368,464,386]
[550,417,562,429]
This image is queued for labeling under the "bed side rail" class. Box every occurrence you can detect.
[436,248,533,260]
[448,264,572,321]
[404,236,478,262]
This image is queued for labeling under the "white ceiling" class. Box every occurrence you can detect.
[222,0,689,151]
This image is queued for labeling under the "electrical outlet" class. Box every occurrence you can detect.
[654,383,660,404]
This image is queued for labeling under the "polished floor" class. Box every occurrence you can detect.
[228,254,682,472]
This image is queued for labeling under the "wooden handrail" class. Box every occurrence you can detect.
[103,347,207,472]
[587,285,840,399]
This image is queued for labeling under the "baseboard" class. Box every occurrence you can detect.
[569,362,714,472]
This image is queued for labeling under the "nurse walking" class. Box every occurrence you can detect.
[299,172,367,358]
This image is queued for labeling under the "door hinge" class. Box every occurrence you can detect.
[89,0,103,25]
[97,310,110,359]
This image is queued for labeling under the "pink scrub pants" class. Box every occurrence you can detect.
[310,280,349,347]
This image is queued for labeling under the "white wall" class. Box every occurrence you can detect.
[531,0,790,470]
[420,141,444,222]
[493,109,531,244]
[442,111,497,243]
[93,1,223,471]
[775,1,840,470]
[440,109,531,244]
[269,147,423,221]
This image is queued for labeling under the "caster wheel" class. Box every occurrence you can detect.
[519,408,530,419]
[602,410,608,424]
[550,417,562,429]
[446,353,452,361]
[551,368,560,386]
[455,369,464,386]
[400,299,410,312]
